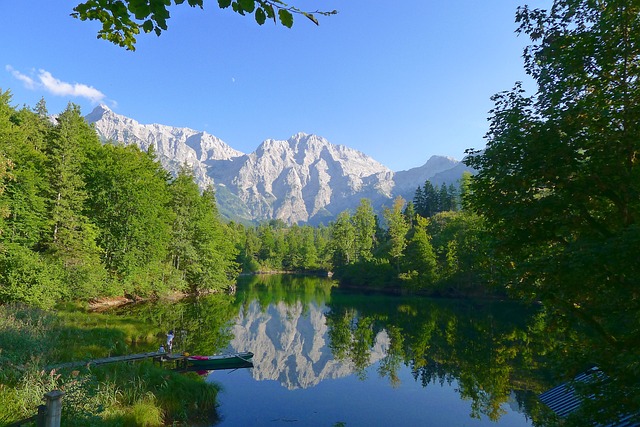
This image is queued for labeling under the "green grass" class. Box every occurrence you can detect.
[0,304,219,426]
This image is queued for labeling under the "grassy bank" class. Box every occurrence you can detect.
[0,304,219,426]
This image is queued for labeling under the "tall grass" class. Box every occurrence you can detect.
[0,304,219,426]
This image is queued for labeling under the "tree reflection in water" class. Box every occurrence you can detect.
[114,275,638,426]
[325,292,554,423]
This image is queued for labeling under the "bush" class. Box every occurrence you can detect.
[334,258,396,288]
[0,244,66,308]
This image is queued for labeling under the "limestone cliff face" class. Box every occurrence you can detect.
[228,300,389,390]
[86,106,473,224]
[87,104,244,190]
[210,133,395,223]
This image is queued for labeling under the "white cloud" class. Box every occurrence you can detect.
[6,65,36,89]
[6,66,107,104]
[37,70,105,103]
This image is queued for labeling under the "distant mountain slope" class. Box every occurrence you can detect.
[87,104,244,189]
[86,106,474,224]
[393,156,460,199]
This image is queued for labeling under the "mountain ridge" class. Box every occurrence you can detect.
[86,105,474,224]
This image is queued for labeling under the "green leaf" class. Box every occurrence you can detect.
[255,7,266,25]
[263,3,275,21]
[278,9,293,28]
[142,19,154,33]
[218,0,232,8]
[238,0,254,13]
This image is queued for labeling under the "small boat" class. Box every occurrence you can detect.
[185,351,254,370]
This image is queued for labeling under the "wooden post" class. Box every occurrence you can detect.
[36,404,47,427]
[43,390,64,427]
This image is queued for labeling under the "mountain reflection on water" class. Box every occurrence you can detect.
[230,297,390,390]
[113,274,639,425]
[223,275,552,424]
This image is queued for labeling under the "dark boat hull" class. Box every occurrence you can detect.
[186,352,254,370]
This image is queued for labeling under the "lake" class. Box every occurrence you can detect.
[121,274,552,426]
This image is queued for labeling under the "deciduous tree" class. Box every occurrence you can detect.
[465,0,640,420]
[383,196,409,273]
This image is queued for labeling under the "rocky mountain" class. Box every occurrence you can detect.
[207,133,395,224]
[87,105,244,190]
[86,105,474,224]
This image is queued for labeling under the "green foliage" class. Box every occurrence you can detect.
[383,196,410,272]
[0,88,490,302]
[465,0,640,422]
[352,198,377,262]
[333,258,395,289]
[85,143,173,295]
[329,211,356,266]
[71,0,338,50]
[428,211,490,294]
[413,180,458,218]
[46,103,107,299]
[402,216,438,289]
[235,274,336,311]
[237,220,329,273]
[0,243,66,308]
[0,97,240,306]
[1,105,50,249]
[168,169,239,294]
[233,193,490,295]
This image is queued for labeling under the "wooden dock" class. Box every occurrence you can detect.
[46,352,187,371]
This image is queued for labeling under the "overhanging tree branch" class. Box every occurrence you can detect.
[71,0,338,51]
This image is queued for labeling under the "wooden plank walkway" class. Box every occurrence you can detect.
[46,352,187,371]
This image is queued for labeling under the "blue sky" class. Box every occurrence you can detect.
[0,1,538,171]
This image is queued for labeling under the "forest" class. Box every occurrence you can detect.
[0,91,493,309]
[0,93,239,308]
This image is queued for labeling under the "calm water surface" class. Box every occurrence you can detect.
[196,275,546,426]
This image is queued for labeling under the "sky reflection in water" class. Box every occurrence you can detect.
[207,276,536,426]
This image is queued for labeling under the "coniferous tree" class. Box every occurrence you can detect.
[403,216,438,288]
[46,103,105,298]
[403,201,417,227]
[438,185,451,212]
[384,197,410,273]
[414,186,425,217]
